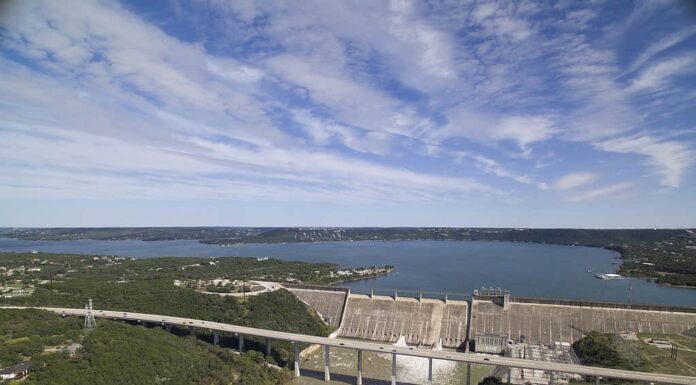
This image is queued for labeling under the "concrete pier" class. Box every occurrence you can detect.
[324,345,330,382]
[428,357,433,385]
[238,334,244,352]
[391,353,397,385]
[357,349,363,385]
[213,331,219,345]
[293,342,300,377]
[266,338,271,357]
[466,362,471,385]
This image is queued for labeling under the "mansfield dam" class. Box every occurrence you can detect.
[286,284,696,351]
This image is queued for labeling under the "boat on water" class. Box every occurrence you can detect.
[595,273,623,280]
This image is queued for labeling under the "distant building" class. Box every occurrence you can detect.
[0,362,32,380]
[474,333,508,354]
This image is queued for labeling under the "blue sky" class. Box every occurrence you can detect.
[0,0,695,228]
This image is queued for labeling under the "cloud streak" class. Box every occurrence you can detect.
[0,0,694,226]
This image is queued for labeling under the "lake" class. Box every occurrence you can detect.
[0,238,693,306]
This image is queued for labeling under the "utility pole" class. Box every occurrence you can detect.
[84,299,97,332]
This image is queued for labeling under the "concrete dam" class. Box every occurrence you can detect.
[339,294,469,348]
[285,285,696,350]
[284,284,349,328]
[470,297,696,345]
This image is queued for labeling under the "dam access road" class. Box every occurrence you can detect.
[2,306,695,385]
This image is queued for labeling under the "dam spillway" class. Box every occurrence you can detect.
[338,294,469,348]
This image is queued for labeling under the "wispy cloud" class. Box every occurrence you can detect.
[554,173,597,190]
[0,0,695,226]
[567,183,634,202]
[628,55,696,94]
[595,136,694,188]
[626,27,696,74]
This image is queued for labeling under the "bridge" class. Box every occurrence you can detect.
[2,306,695,385]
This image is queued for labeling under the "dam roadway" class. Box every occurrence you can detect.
[2,306,695,385]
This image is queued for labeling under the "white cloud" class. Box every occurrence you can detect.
[432,110,556,156]
[0,1,502,204]
[0,0,694,217]
[388,0,457,80]
[553,172,597,190]
[595,136,693,188]
[567,182,634,202]
[628,55,696,93]
[494,116,557,150]
[627,27,696,74]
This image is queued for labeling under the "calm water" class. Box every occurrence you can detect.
[0,238,693,306]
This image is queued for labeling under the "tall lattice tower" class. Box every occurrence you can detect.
[84,299,97,332]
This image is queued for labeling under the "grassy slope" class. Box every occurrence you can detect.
[573,331,696,377]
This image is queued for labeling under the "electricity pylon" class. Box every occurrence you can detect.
[84,299,97,332]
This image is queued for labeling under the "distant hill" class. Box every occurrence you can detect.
[2,226,690,246]
[2,227,695,286]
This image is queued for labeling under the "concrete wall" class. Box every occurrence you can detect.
[470,299,696,345]
[338,294,468,348]
[439,300,469,347]
[287,288,348,327]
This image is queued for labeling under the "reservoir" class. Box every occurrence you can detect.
[0,238,693,306]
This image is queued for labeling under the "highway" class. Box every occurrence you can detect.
[3,306,695,385]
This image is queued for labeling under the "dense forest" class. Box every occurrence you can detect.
[0,309,291,385]
[0,252,337,378]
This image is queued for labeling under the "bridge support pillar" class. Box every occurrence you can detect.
[419,291,423,302]
[213,331,219,345]
[391,353,397,385]
[238,334,244,352]
[324,345,330,382]
[595,376,601,385]
[165,323,172,333]
[548,371,555,385]
[357,349,363,385]
[394,291,398,301]
[466,363,471,385]
[370,289,374,300]
[266,338,271,357]
[507,367,511,384]
[293,342,300,377]
[445,292,448,304]
[427,357,433,385]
